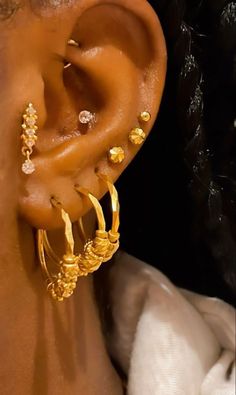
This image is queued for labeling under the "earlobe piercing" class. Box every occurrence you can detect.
[21,103,38,174]
[108,146,125,164]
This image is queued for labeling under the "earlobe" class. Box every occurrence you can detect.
[19,0,167,229]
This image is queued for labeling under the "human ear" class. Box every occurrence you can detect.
[19,0,167,229]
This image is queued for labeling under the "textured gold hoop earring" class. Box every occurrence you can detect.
[75,186,114,274]
[21,103,38,174]
[38,198,80,301]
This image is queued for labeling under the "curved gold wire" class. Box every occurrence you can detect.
[97,173,120,234]
[38,230,53,281]
[96,174,120,261]
[75,186,106,232]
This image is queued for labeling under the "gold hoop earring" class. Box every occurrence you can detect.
[96,173,120,261]
[38,198,80,301]
[74,186,117,274]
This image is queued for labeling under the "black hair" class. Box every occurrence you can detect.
[118,0,236,305]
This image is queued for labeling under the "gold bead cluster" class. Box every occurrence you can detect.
[108,111,151,164]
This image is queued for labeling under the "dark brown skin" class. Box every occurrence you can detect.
[0,0,167,393]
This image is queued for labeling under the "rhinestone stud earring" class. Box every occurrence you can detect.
[21,103,38,174]
[79,110,95,126]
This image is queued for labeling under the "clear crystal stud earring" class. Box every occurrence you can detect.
[79,110,95,126]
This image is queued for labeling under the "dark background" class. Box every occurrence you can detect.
[117,0,236,306]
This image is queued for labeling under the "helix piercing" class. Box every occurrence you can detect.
[139,111,151,123]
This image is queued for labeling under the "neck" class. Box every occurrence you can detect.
[0,215,123,394]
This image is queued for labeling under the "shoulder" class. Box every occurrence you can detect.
[107,251,235,395]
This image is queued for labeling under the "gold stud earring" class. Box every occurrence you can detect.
[139,111,151,123]
[21,103,38,174]
[108,146,125,164]
[129,127,146,145]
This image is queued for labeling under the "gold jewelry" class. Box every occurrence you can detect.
[129,127,146,145]
[139,111,151,122]
[97,173,120,261]
[38,179,120,301]
[38,198,80,302]
[75,180,120,271]
[108,146,125,164]
[21,103,38,174]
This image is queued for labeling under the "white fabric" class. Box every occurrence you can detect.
[108,252,236,395]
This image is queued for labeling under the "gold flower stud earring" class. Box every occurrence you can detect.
[108,147,125,164]
[21,103,38,174]
[129,127,146,145]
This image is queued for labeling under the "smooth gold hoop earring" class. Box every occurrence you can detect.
[139,111,151,123]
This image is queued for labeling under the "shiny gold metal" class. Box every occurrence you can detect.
[75,186,111,275]
[97,174,120,261]
[129,127,146,145]
[108,146,125,164]
[38,201,80,302]
[139,111,151,122]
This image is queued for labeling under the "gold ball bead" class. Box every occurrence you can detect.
[108,147,125,164]
[139,111,151,122]
[129,128,146,145]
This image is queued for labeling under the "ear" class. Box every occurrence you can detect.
[19,0,167,229]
